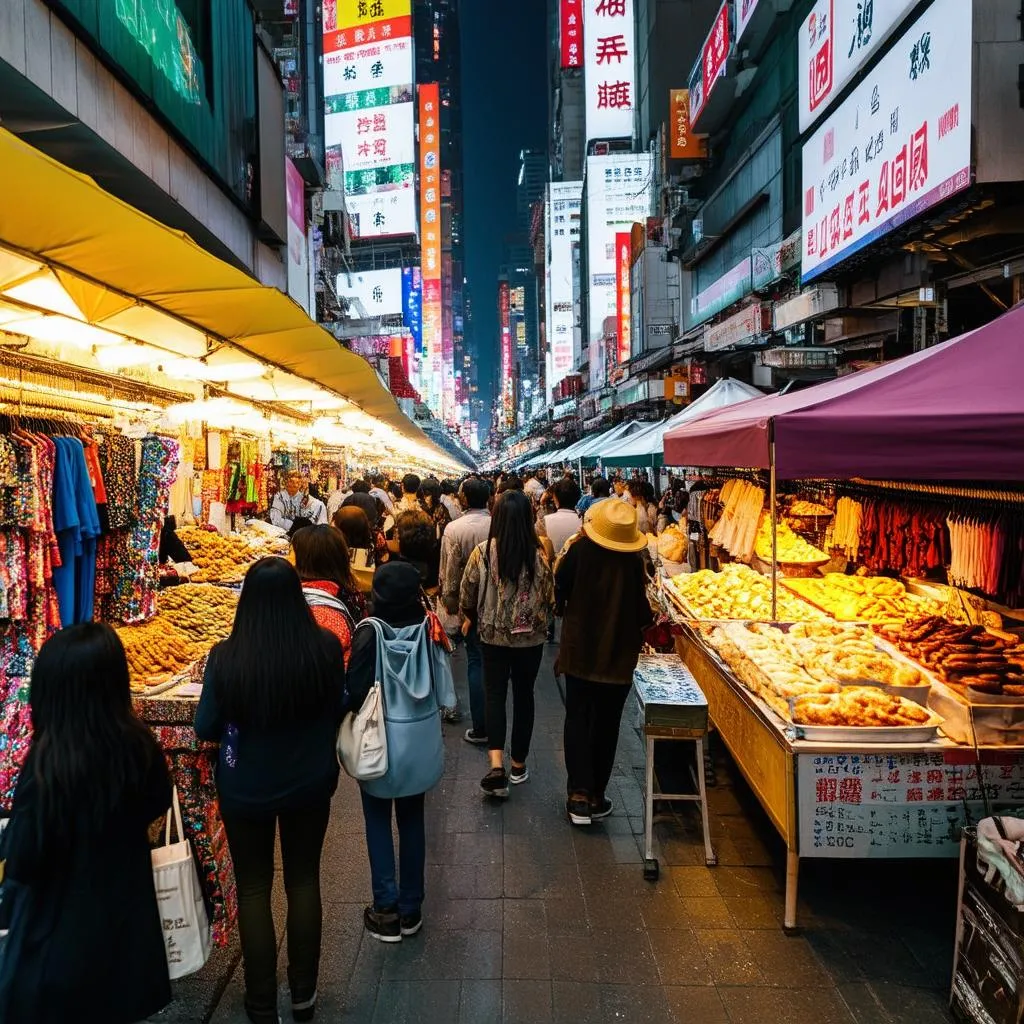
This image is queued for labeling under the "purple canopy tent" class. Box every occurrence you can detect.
[663,303,1024,481]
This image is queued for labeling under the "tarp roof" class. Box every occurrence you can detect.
[663,305,1024,480]
[602,378,764,468]
[0,127,451,461]
[561,420,644,463]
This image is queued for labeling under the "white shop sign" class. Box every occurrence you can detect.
[797,752,1024,858]
[801,0,972,284]
[772,283,839,331]
[798,0,919,133]
[704,301,770,352]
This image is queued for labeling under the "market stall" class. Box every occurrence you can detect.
[659,307,1024,930]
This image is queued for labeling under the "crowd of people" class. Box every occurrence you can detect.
[0,463,661,1024]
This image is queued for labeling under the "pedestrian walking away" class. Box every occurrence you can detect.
[460,489,555,799]
[194,557,348,1024]
[555,499,653,826]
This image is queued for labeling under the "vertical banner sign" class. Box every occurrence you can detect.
[799,0,920,132]
[418,83,442,414]
[561,0,583,69]
[401,267,423,353]
[688,1,729,129]
[615,232,632,365]
[669,89,707,159]
[584,0,635,143]
[546,181,583,394]
[322,0,416,239]
[499,281,514,430]
[801,0,972,283]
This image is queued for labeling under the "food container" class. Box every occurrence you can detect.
[838,679,932,707]
[750,553,830,579]
[929,681,1024,746]
[788,721,943,743]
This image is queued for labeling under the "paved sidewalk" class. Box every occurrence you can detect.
[156,645,958,1023]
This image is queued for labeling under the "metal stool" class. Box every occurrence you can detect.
[633,655,716,880]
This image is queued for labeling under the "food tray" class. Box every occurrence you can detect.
[788,720,943,743]
[929,681,1024,745]
[838,680,931,707]
[751,553,829,579]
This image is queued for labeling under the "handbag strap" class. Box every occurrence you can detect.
[164,786,184,847]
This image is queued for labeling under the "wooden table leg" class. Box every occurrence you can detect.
[784,848,800,933]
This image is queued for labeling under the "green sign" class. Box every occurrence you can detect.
[114,0,203,104]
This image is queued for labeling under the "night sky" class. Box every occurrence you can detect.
[460,0,548,413]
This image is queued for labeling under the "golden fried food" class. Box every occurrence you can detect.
[158,584,238,645]
[783,574,943,624]
[792,687,933,728]
[668,563,824,621]
[788,500,832,517]
[177,528,275,583]
[117,618,197,686]
[754,518,828,564]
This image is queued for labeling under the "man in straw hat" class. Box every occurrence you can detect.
[554,500,654,827]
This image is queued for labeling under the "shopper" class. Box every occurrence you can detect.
[270,470,328,533]
[556,500,653,826]
[0,623,172,1024]
[334,504,380,568]
[398,473,423,513]
[369,474,395,514]
[439,476,493,745]
[460,490,555,798]
[627,479,654,534]
[292,524,367,662]
[576,476,611,516]
[540,476,583,562]
[419,476,452,584]
[439,479,463,522]
[195,557,347,1024]
[348,562,455,942]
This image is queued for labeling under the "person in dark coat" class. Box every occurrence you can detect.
[0,623,172,1024]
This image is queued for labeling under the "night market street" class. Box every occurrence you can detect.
[152,644,956,1024]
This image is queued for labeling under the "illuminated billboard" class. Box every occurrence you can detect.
[583,0,635,144]
[336,268,403,318]
[615,232,632,365]
[546,181,582,394]
[499,281,514,430]
[419,83,443,416]
[323,0,416,240]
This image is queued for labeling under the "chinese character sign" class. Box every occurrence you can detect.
[801,0,971,283]
[546,181,582,394]
[798,0,919,132]
[615,232,632,365]
[688,1,730,129]
[419,83,443,414]
[402,267,423,355]
[561,0,583,69]
[584,0,635,143]
[499,282,514,430]
[669,89,707,160]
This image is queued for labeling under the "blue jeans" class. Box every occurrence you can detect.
[466,626,486,735]
[359,790,426,916]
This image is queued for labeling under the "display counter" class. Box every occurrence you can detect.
[677,624,1024,930]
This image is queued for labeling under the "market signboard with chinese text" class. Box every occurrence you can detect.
[323,0,415,240]
[704,301,770,352]
[691,256,751,325]
[616,232,632,364]
[688,1,730,129]
[561,0,583,69]
[798,0,920,133]
[584,0,636,143]
[419,83,442,415]
[801,0,972,283]
[499,281,514,430]
[798,751,1024,858]
[337,268,403,318]
[547,181,583,393]
[669,89,707,160]
[585,153,653,387]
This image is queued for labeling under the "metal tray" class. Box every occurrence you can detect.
[789,721,942,743]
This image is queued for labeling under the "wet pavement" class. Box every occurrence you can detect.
[153,645,958,1024]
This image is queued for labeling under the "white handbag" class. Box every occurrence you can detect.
[337,682,388,781]
[151,787,212,980]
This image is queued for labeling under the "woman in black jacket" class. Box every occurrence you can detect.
[195,557,347,1024]
[0,623,172,1024]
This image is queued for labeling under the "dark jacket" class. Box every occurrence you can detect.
[194,630,348,818]
[555,534,654,684]
[1,748,172,1024]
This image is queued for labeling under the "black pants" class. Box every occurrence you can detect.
[563,675,631,800]
[221,800,331,1022]
[481,642,544,763]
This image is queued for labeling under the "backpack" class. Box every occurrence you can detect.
[356,617,457,800]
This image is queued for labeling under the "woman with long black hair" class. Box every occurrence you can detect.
[460,490,554,798]
[195,557,347,1024]
[0,623,172,1024]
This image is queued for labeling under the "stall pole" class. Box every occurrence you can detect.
[578,457,583,484]
[769,425,777,621]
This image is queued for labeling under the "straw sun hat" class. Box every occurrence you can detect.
[584,498,648,553]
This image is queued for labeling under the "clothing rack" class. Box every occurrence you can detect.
[848,478,1024,505]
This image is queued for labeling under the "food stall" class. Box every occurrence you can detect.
[660,308,1024,930]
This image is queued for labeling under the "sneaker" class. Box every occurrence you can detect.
[463,728,489,746]
[510,764,530,785]
[567,794,592,826]
[480,767,510,798]
[363,905,402,943]
[590,797,614,820]
[291,991,318,1023]
[400,911,423,937]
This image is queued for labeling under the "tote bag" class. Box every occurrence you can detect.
[337,682,388,781]
[151,788,211,980]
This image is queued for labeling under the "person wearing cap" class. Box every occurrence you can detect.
[555,499,654,827]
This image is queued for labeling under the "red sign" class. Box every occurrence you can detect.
[703,4,730,99]
[615,231,632,366]
[561,0,583,69]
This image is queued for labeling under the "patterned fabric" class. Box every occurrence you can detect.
[98,434,137,529]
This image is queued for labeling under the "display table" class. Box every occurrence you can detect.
[677,625,1024,931]
[135,670,237,949]
[633,655,716,878]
